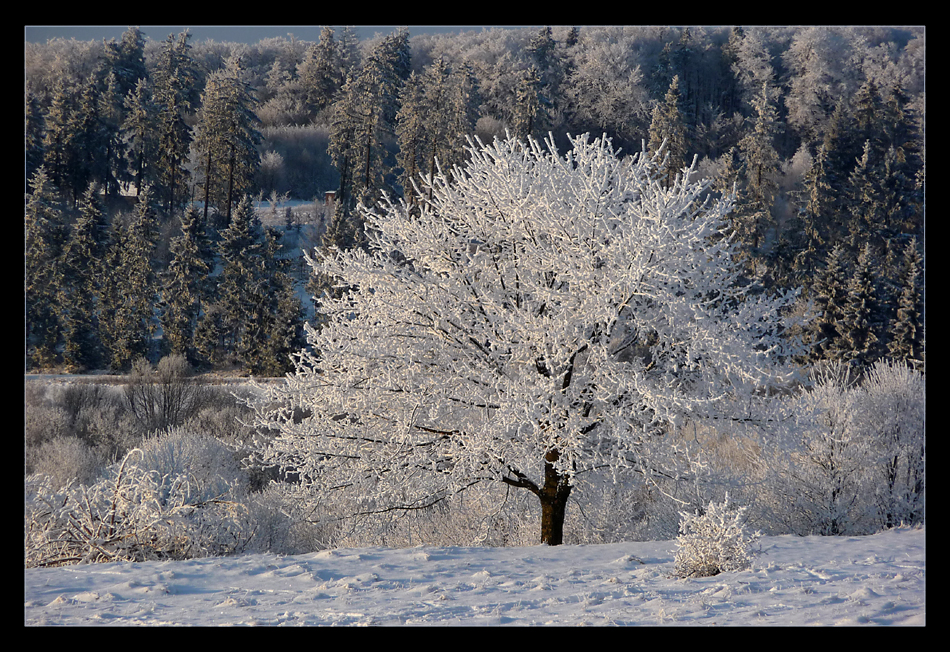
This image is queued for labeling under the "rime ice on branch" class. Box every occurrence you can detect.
[248,132,804,545]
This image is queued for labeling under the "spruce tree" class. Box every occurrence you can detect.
[57,183,109,371]
[887,237,924,368]
[25,91,46,186]
[121,78,157,197]
[196,197,303,374]
[396,58,479,205]
[298,26,340,118]
[791,143,835,281]
[845,139,884,252]
[807,244,850,362]
[511,65,543,141]
[102,26,148,104]
[245,227,305,376]
[150,32,200,214]
[103,188,158,370]
[198,196,263,367]
[193,56,262,224]
[838,243,882,368]
[160,205,213,362]
[647,75,689,187]
[24,167,67,368]
[96,70,130,198]
[736,82,780,257]
[327,31,411,242]
[41,78,79,202]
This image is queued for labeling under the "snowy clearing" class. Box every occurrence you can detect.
[24,525,924,626]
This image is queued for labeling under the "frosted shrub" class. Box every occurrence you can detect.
[673,494,760,578]
[27,436,104,489]
[25,433,254,568]
[856,360,925,528]
[136,426,248,501]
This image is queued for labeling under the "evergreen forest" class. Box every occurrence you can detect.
[25,24,925,378]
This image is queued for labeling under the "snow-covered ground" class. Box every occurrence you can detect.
[25,525,924,626]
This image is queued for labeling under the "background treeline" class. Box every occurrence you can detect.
[24,25,925,377]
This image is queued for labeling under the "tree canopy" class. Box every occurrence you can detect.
[248,133,804,545]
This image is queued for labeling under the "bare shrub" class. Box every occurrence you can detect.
[25,438,253,568]
[27,437,105,488]
[123,354,211,435]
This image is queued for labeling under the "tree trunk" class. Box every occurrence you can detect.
[539,448,572,545]
[203,148,213,224]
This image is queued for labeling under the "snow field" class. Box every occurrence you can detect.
[25,525,924,626]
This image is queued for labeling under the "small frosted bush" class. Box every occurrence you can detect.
[673,494,760,578]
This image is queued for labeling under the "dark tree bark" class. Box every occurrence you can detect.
[539,448,573,545]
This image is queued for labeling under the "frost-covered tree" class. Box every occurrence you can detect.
[647,75,688,187]
[57,183,109,371]
[887,237,924,368]
[25,167,67,368]
[150,32,199,214]
[807,244,850,362]
[193,56,262,224]
[735,82,781,260]
[857,359,925,528]
[160,205,213,362]
[838,242,882,367]
[248,133,803,546]
[327,31,410,242]
[100,188,158,371]
[762,362,878,536]
[396,58,479,205]
[298,26,340,117]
